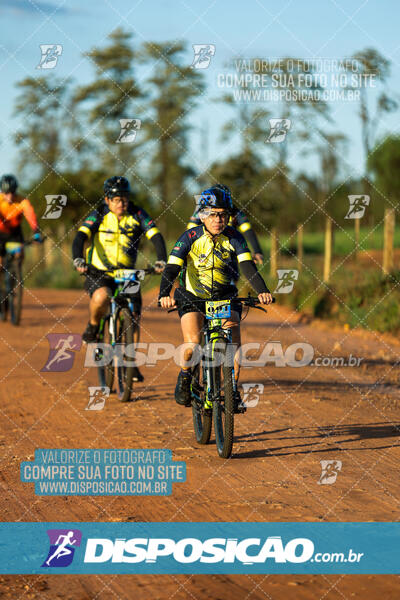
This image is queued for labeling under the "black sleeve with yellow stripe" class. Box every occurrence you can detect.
[228,227,269,294]
[159,230,193,298]
[134,206,167,262]
[72,209,101,260]
[233,207,263,255]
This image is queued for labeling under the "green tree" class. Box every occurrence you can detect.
[209,150,281,229]
[368,136,400,206]
[74,28,143,173]
[351,48,397,162]
[14,76,70,181]
[140,41,205,233]
[248,58,331,167]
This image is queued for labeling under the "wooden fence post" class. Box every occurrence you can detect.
[297,224,303,271]
[323,217,332,283]
[354,218,360,258]
[383,208,395,274]
[270,228,278,278]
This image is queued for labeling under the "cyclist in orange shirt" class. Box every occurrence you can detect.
[0,174,43,266]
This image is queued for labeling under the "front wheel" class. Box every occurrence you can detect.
[97,316,114,391]
[192,362,212,445]
[212,340,235,459]
[115,307,134,402]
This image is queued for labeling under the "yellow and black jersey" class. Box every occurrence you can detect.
[167,224,253,298]
[77,201,160,271]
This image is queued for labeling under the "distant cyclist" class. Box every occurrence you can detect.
[187,184,264,265]
[72,176,167,382]
[159,185,273,410]
[0,174,43,269]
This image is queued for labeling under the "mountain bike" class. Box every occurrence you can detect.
[170,295,274,459]
[0,238,43,326]
[88,266,156,402]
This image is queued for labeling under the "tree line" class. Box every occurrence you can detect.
[12,28,400,239]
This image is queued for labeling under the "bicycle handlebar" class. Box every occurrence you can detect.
[160,295,275,313]
[79,264,159,277]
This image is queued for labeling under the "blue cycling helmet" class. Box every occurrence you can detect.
[104,176,131,198]
[198,185,233,213]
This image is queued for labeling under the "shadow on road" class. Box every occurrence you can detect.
[233,422,400,459]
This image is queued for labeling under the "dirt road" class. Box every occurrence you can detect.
[1,287,399,599]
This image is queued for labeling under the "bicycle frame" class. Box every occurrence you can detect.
[202,316,236,407]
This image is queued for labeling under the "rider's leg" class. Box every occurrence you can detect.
[179,311,204,370]
[222,313,245,413]
[89,286,111,326]
[174,311,203,406]
[222,312,241,380]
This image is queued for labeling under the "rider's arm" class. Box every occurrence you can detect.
[72,210,101,260]
[151,233,167,262]
[136,208,167,262]
[234,208,263,256]
[21,199,38,232]
[240,260,269,294]
[72,231,87,260]
[158,230,191,298]
[231,229,270,294]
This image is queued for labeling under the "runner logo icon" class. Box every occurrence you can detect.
[42,529,82,567]
[345,195,370,219]
[37,45,63,69]
[191,44,216,69]
[42,195,67,219]
[265,119,291,143]
[116,119,141,143]
[241,383,264,408]
[41,334,82,372]
[274,269,299,294]
[318,460,342,485]
[86,386,110,410]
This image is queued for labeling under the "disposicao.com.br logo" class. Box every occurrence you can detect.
[42,529,82,567]
[83,536,314,564]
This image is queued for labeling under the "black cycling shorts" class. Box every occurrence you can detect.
[0,232,23,257]
[174,287,242,319]
[84,268,142,315]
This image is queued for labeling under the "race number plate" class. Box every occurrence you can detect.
[205,300,231,319]
[112,269,145,282]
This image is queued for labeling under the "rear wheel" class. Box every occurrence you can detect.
[0,271,8,322]
[212,339,235,459]
[192,362,212,445]
[8,261,22,326]
[115,307,134,402]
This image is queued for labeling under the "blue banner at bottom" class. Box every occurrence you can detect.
[0,522,398,574]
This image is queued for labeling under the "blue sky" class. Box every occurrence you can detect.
[0,0,399,182]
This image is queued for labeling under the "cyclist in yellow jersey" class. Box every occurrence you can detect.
[187,184,264,265]
[72,176,167,380]
[159,185,273,409]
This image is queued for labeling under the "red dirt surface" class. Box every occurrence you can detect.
[0,287,399,599]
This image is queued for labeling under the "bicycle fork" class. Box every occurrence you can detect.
[203,325,237,410]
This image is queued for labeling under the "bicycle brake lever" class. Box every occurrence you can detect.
[253,305,267,313]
